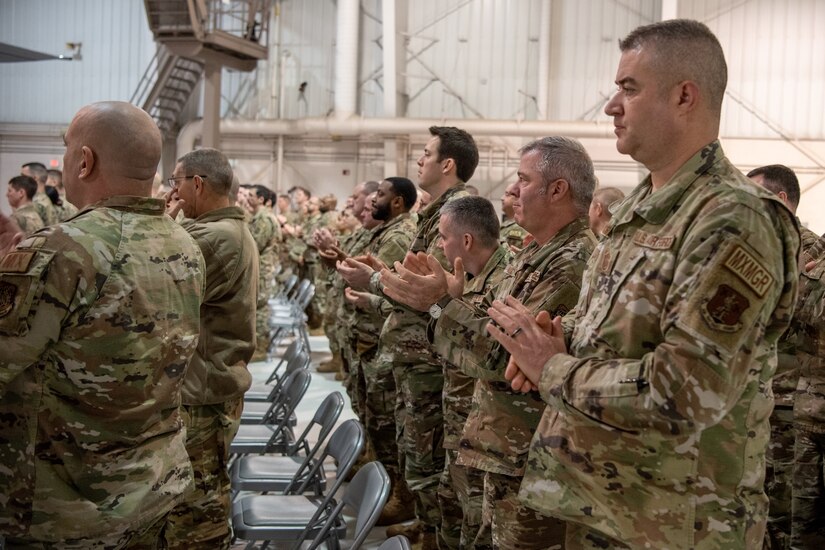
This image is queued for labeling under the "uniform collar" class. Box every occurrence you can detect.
[608,140,725,230]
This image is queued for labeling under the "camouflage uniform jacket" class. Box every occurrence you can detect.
[11,203,44,236]
[248,208,280,302]
[32,191,58,226]
[55,199,79,222]
[773,223,823,408]
[352,212,417,345]
[436,245,511,450]
[435,218,594,475]
[373,184,468,364]
[180,206,258,405]
[335,226,373,328]
[0,196,205,540]
[792,256,825,432]
[520,142,800,549]
[500,217,527,249]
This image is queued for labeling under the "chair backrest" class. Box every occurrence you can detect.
[304,461,390,550]
[288,278,311,303]
[265,339,303,383]
[291,419,364,496]
[286,391,344,457]
[294,282,315,311]
[377,536,412,550]
[266,346,310,396]
[262,367,310,427]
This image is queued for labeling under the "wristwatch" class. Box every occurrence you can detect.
[428,295,452,319]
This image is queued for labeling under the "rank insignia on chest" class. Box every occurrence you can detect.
[598,249,612,274]
[702,283,749,332]
[0,281,17,318]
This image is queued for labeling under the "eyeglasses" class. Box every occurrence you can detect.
[167,175,207,189]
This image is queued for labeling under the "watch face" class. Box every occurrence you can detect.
[429,303,442,319]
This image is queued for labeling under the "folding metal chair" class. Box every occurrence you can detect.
[229,391,344,487]
[231,420,368,549]
[245,344,309,401]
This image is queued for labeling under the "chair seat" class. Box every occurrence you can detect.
[241,401,297,426]
[245,382,278,401]
[233,494,346,541]
[230,424,292,455]
[233,455,327,493]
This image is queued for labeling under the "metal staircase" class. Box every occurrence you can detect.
[133,0,270,135]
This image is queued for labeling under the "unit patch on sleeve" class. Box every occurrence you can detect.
[701,283,749,332]
[0,281,17,317]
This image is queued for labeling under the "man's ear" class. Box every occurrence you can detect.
[79,146,95,179]
[549,178,569,202]
[675,80,700,112]
[463,232,473,250]
[442,158,455,175]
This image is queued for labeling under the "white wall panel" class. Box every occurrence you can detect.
[0,0,155,124]
[680,0,825,139]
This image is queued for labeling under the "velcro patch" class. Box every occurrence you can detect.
[16,236,46,250]
[701,284,749,332]
[632,230,674,250]
[0,251,35,273]
[598,248,612,274]
[723,245,773,297]
[0,281,16,317]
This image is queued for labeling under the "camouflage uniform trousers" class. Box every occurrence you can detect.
[164,398,243,550]
[476,471,566,550]
[2,514,167,550]
[364,350,403,484]
[438,449,486,550]
[765,406,794,550]
[342,337,373,428]
[563,523,630,549]
[392,360,446,532]
[791,426,825,548]
[255,296,271,357]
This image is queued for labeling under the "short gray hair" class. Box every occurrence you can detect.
[440,196,500,249]
[519,136,596,217]
[177,148,233,196]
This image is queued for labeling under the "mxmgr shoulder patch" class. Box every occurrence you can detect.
[723,245,773,297]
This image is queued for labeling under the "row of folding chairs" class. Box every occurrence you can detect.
[230,335,393,548]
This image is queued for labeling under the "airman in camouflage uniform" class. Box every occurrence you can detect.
[246,185,281,359]
[383,196,513,549]
[499,181,527,250]
[162,149,258,549]
[491,22,800,549]
[369,126,478,548]
[587,186,626,236]
[748,163,817,549]
[21,162,59,227]
[790,255,825,548]
[414,138,596,550]
[0,102,205,549]
[7,175,44,236]
[338,178,419,525]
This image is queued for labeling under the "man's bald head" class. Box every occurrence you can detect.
[63,102,161,207]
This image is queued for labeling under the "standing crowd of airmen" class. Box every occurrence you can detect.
[0,17,824,550]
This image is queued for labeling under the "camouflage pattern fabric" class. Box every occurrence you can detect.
[438,448,488,550]
[3,514,167,550]
[372,184,468,532]
[55,200,79,222]
[32,191,58,226]
[10,203,44,236]
[434,219,594,547]
[765,225,824,549]
[164,398,244,549]
[520,142,800,549]
[248,207,279,355]
[163,206,257,546]
[353,213,416,481]
[790,256,825,548]
[179,206,258,405]
[0,196,205,543]
[500,217,527,250]
[436,245,510,549]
